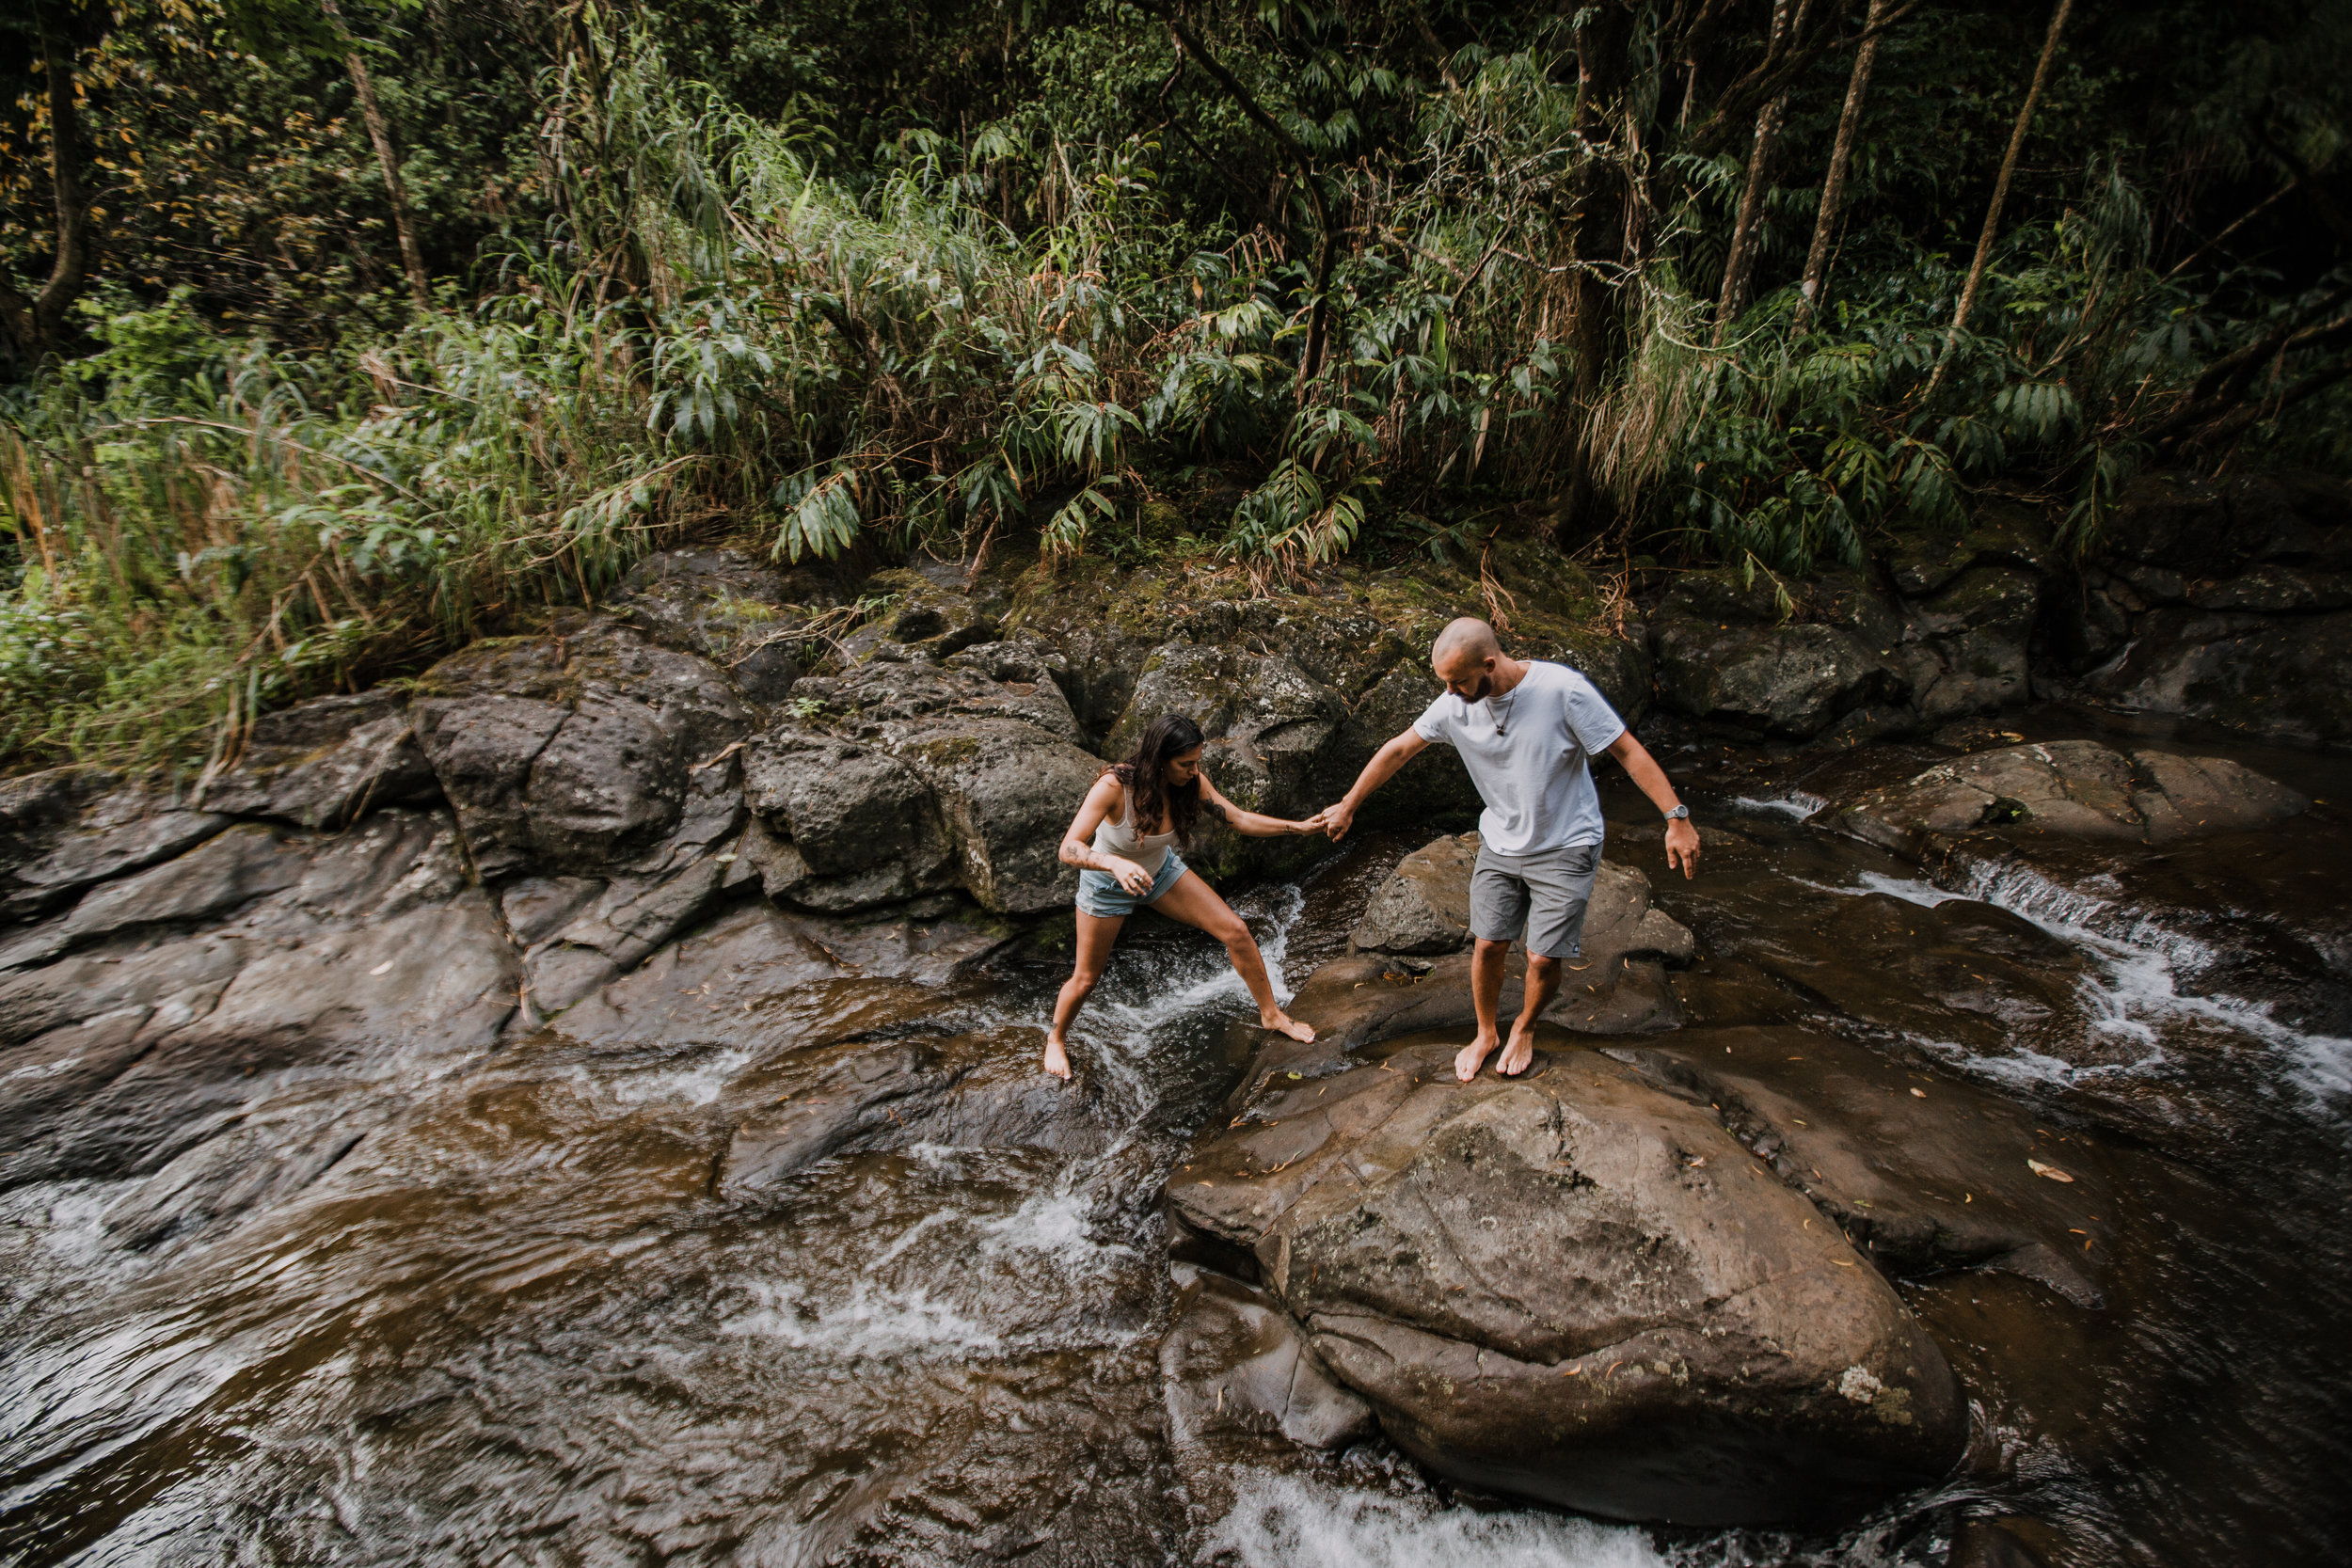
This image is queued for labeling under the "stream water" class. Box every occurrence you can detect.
[3,711,2348,1567]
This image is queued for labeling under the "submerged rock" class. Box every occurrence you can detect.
[1159,1263,1375,1451]
[1829,740,2308,858]
[712,1011,1103,1196]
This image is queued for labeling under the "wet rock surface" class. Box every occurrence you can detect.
[4,522,2352,1564]
[1160,1262,1376,1451]
[1168,1031,1966,1525]
[1828,738,2309,858]
[1613,1029,2118,1307]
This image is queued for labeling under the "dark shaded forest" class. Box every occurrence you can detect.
[2,0,2346,768]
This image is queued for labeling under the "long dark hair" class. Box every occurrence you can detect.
[1106,714,1206,846]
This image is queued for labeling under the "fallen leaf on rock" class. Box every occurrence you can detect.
[1911,1088,1928,1099]
[2027,1159,2074,1183]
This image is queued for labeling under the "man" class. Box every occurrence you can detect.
[1315,617,1700,1082]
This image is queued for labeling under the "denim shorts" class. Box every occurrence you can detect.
[1076,850,1188,918]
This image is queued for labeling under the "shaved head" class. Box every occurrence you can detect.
[1431,616,1511,702]
[1433,617,1500,666]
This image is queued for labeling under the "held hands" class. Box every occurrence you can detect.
[1664,817,1701,879]
[1312,801,1356,842]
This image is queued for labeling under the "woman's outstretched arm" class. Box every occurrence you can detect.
[1199,773,1317,838]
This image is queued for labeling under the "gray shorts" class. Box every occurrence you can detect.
[1470,842,1601,959]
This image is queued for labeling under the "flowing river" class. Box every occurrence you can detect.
[3,709,2347,1567]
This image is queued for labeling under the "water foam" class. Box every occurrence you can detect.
[1821,859,2352,1105]
[979,1183,1134,1271]
[1081,884,1308,1045]
[1206,1474,1668,1568]
[602,1045,756,1107]
[720,1275,1002,1359]
[1729,791,1829,821]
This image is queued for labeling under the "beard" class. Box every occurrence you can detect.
[1466,673,1494,703]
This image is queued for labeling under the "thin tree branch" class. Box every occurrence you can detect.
[1796,0,1891,328]
[1150,8,1340,387]
[1929,0,2074,393]
[323,0,433,310]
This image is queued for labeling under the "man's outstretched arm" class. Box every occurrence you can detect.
[1605,731,1701,878]
[1315,728,1430,840]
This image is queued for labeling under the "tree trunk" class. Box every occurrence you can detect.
[1794,0,1889,330]
[1711,0,1807,344]
[1712,93,1788,343]
[323,0,433,310]
[0,1,96,363]
[1558,3,1636,543]
[1931,0,2074,388]
[1160,14,1338,388]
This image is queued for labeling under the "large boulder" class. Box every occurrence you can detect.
[742,652,1103,916]
[194,689,440,829]
[1159,1263,1376,1451]
[1166,1029,1966,1524]
[2090,608,2352,750]
[742,735,957,911]
[1643,512,2052,741]
[611,546,818,704]
[1615,1028,2118,1307]
[1348,832,1696,977]
[1105,641,1344,822]
[1652,620,1906,739]
[1829,740,2308,859]
[1894,565,2042,722]
[410,621,753,878]
[2046,471,2352,746]
[2102,469,2352,578]
[0,807,516,1195]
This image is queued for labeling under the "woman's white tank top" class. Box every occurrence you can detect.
[1091,784,1179,875]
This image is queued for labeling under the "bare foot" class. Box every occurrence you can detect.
[1454,1032,1500,1081]
[1041,1036,1072,1081]
[1262,1010,1315,1043]
[1495,1022,1538,1077]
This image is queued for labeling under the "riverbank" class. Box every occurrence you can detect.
[4,471,2350,1563]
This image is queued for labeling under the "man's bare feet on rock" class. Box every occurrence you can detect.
[1454,1033,1500,1081]
[1263,1011,1315,1043]
[1495,1022,1537,1077]
[1041,1036,1072,1081]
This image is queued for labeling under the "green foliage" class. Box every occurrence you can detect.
[3,0,2348,771]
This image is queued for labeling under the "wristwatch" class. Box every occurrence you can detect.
[1662,804,1691,821]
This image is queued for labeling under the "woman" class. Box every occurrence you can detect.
[1043,714,1319,1080]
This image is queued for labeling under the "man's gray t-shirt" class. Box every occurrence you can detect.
[1412,662,1626,855]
